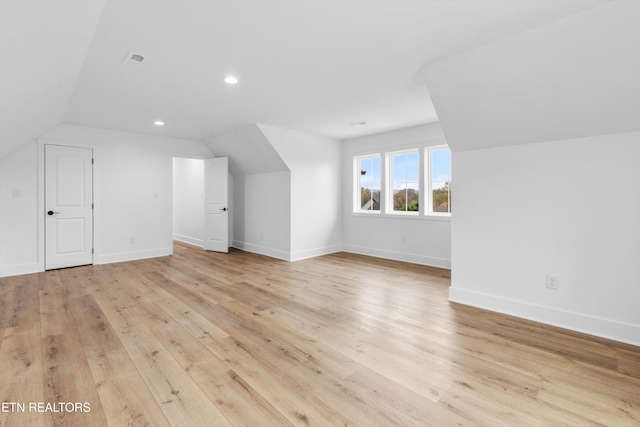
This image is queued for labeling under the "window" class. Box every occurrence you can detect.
[353,145,451,217]
[355,155,381,212]
[388,150,419,214]
[426,146,452,215]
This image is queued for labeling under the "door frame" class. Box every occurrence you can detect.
[170,155,234,254]
[37,139,100,271]
[170,156,206,249]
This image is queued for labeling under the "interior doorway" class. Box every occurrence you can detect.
[172,156,231,253]
[172,157,205,247]
[44,144,94,269]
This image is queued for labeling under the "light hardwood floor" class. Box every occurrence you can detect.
[1,241,639,426]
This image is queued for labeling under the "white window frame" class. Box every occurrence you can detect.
[425,145,452,217]
[386,149,420,216]
[352,143,451,219]
[353,154,382,214]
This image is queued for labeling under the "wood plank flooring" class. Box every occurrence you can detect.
[1,241,639,426]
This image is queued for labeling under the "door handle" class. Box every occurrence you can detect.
[220,207,228,212]
[47,210,60,216]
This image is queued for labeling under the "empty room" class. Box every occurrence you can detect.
[1,0,639,426]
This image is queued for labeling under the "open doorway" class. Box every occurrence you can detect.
[172,157,233,252]
[172,157,205,247]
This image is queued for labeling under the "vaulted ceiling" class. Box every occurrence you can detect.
[1,0,631,159]
[423,0,640,151]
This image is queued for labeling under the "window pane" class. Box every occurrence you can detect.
[431,148,451,213]
[391,151,419,212]
[358,156,380,211]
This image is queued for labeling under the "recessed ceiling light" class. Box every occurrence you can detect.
[154,120,165,126]
[223,75,238,85]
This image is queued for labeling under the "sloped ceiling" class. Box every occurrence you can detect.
[0,0,105,158]
[1,0,610,159]
[204,124,288,176]
[422,0,640,151]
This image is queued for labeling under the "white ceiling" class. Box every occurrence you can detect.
[0,0,608,158]
[423,0,640,151]
[0,0,105,158]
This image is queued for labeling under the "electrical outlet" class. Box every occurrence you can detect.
[401,236,407,244]
[129,236,135,244]
[546,274,559,290]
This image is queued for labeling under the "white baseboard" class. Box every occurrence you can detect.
[96,247,172,265]
[173,234,204,247]
[290,245,343,261]
[343,244,451,269]
[232,241,344,262]
[231,240,290,261]
[0,262,42,278]
[449,287,640,347]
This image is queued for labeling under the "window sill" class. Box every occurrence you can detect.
[351,212,451,221]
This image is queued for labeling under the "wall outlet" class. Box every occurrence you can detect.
[546,274,559,290]
[129,236,136,244]
[401,236,407,244]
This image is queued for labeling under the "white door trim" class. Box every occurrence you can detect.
[37,138,100,271]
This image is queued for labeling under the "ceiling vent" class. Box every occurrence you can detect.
[123,51,145,65]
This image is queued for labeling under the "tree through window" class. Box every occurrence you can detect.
[389,150,419,213]
[353,145,451,217]
[428,147,452,214]
[356,155,381,212]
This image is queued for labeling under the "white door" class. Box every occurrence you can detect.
[45,145,94,269]
[203,157,229,252]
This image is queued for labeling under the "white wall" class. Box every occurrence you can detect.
[233,171,291,260]
[0,123,212,276]
[450,131,640,345]
[205,124,290,259]
[341,123,451,268]
[260,124,342,260]
[0,141,39,276]
[172,157,205,246]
